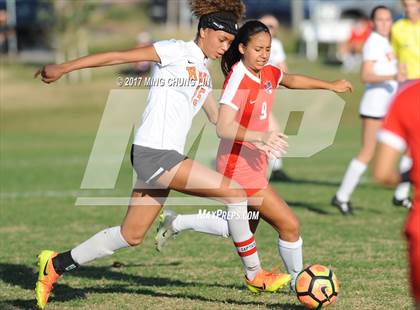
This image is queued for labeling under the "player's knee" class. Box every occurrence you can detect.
[281,218,300,240]
[290,218,300,237]
[223,188,247,204]
[218,179,247,204]
[121,230,144,246]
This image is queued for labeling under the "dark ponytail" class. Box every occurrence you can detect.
[370,5,392,20]
[221,20,270,77]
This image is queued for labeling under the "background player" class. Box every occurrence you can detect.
[332,6,406,215]
[390,0,420,207]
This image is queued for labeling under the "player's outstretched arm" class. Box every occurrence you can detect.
[34,44,160,84]
[361,61,405,84]
[280,73,353,93]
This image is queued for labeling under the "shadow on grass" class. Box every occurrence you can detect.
[271,178,341,187]
[286,200,332,215]
[268,303,307,309]
[0,286,299,309]
[0,263,302,309]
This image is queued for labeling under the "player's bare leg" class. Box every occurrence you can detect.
[158,159,291,292]
[121,187,170,246]
[36,187,168,309]
[249,185,302,289]
[356,118,382,164]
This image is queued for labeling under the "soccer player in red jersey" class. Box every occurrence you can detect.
[156,20,353,290]
[374,81,420,309]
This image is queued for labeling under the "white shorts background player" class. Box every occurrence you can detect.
[332,6,412,215]
[32,2,297,309]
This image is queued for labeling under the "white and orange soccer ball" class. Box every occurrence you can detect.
[295,264,340,309]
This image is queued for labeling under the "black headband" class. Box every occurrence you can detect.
[198,12,239,36]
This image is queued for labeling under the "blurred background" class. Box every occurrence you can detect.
[0,0,404,70]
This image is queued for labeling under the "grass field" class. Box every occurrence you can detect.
[0,57,414,310]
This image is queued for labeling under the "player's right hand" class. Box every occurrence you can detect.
[34,64,66,83]
[261,131,288,153]
[254,142,286,159]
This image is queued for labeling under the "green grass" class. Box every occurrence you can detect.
[0,57,414,310]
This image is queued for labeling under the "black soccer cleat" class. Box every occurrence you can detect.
[269,169,292,182]
[392,197,412,209]
[331,195,354,215]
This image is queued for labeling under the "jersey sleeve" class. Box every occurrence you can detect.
[153,39,184,66]
[377,96,407,152]
[362,36,379,61]
[270,65,284,86]
[219,70,249,111]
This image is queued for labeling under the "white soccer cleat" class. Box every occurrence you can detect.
[155,209,178,252]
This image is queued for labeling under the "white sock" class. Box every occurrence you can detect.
[227,200,261,280]
[336,158,367,202]
[278,237,303,287]
[394,155,412,200]
[172,213,230,238]
[270,158,283,171]
[70,226,130,265]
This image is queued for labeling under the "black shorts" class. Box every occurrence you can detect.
[359,114,383,120]
[130,144,187,185]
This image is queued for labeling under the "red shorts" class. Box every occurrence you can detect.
[405,202,420,302]
[217,142,268,197]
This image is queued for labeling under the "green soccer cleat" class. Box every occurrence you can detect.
[244,269,291,293]
[155,209,178,252]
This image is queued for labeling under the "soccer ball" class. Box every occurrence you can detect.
[295,264,339,309]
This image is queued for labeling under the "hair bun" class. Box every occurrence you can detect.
[190,0,245,22]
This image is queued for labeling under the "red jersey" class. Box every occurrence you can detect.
[217,61,283,196]
[219,60,283,148]
[378,80,420,301]
[378,81,420,205]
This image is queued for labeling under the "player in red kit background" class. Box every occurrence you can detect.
[374,81,420,309]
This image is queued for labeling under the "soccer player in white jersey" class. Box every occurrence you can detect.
[32,1,295,308]
[155,20,353,291]
[331,6,408,215]
[259,14,292,182]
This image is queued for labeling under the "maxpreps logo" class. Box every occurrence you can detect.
[76,89,346,207]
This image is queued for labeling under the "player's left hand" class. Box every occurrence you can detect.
[34,64,66,84]
[330,80,353,93]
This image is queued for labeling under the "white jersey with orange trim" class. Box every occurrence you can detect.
[133,40,212,154]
